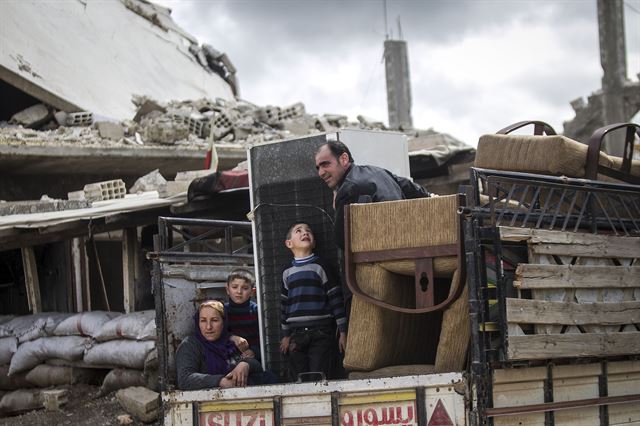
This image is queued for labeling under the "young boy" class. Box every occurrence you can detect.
[279,222,347,381]
[225,269,261,361]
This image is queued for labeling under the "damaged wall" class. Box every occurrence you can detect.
[0,0,235,122]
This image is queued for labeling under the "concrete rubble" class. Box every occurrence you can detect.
[0,95,393,151]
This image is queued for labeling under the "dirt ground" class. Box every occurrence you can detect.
[0,384,162,426]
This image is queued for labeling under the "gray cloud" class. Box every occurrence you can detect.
[161,0,638,144]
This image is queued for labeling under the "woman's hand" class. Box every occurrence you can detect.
[241,349,256,359]
[222,361,250,388]
[229,335,249,352]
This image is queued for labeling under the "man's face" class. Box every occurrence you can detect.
[315,145,350,190]
[226,278,253,304]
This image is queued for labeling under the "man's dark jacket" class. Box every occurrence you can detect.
[333,164,429,249]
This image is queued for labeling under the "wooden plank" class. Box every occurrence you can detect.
[506,298,640,325]
[122,227,137,314]
[20,246,42,313]
[529,252,564,334]
[507,333,640,360]
[500,226,640,258]
[553,374,600,426]
[71,237,84,312]
[515,264,640,289]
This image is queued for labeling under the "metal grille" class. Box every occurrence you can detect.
[471,167,640,236]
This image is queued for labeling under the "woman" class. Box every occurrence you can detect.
[176,300,263,390]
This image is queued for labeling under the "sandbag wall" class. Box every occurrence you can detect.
[0,310,157,416]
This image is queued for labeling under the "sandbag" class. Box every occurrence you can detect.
[0,389,42,415]
[0,365,32,391]
[434,270,470,373]
[343,263,441,371]
[99,368,145,395]
[0,337,17,365]
[0,316,14,326]
[25,364,105,387]
[0,313,73,342]
[53,311,121,337]
[94,310,155,342]
[8,336,88,375]
[83,340,155,370]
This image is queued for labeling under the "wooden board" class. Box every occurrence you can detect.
[506,298,640,325]
[507,334,640,360]
[21,246,41,314]
[515,264,640,289]
[500,227,640,258]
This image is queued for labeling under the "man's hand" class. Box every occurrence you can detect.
[338,331,347,353]
[280,336,291,354]
[222,361,250,388]
[230,335,249,352]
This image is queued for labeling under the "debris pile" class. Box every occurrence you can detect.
[0,95,391,150]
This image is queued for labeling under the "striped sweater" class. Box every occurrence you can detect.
[225,300,261,360]
[281,254,347,337]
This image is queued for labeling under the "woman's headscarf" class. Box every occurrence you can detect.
[194,300,239,375]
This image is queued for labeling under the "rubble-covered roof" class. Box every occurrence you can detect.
[0,0,235,121]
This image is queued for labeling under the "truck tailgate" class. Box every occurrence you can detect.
[163,372,466,426]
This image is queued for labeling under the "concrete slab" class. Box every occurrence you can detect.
[0,142,246,177]
[116,386,159,423]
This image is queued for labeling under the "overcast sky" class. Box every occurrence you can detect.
[155,0,640,146]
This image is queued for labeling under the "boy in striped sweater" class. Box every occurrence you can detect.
[279,222,347,381]
[225,269,261,361]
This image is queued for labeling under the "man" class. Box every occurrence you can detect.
[314,140,432,250]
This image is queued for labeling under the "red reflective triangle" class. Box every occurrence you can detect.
[428,399,454,426]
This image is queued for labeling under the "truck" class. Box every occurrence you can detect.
[150,122,640,425]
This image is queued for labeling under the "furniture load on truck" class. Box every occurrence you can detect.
[152,122,640,425]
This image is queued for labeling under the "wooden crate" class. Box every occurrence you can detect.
[499,227,640,361]
[492,361,640,425]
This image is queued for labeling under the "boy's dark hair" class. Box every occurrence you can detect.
[319,140,354,163]
[226,268,255,287]
[285,222,313,240]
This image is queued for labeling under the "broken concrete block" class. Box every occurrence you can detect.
[163,181,190,197]
[97,121,125,140]
[42,389,68,411]
[54,111,69,126]
[129,169,166,194]
[117,414,134,425]
[257,105,281,125]
[66,111,93,126]
[67,190,86,201]
[140,115,189,144]
[280,102,305,120]
[132,98,166,123]
[10,104,50,128]
[282,118,311,135]
[116,386,159,423]
[84,179,126,202]
[174,170,215,182]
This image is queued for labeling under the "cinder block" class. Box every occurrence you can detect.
[42,389,68,411]
[83,179,126,202]
[116,386,159,423]
[66,111,93,126]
